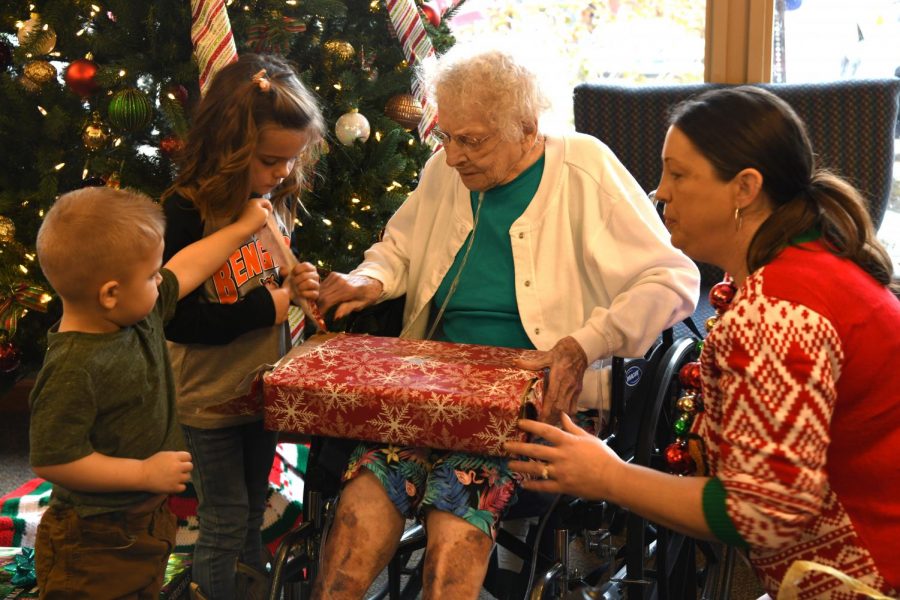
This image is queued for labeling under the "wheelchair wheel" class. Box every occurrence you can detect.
[622,335,702,600]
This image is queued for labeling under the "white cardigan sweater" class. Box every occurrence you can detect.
[352,133,700,409]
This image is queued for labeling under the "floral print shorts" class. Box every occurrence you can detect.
[341,410,601,539]
[343,442,519,539]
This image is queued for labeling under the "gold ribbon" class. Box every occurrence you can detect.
[777,560,895,600]
[0,283,51,337]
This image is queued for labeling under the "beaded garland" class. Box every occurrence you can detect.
[664,277,737,476]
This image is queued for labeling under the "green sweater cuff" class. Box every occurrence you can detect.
[702,477,749,549]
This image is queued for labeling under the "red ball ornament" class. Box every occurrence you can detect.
[65,58,99,97]
[678,361,702,391]
[159,135,185,157]
[420,3,440,27]
[708,281,737,312]
[665,440,695,475]
[0,341,21,373]
[164,83,189,108]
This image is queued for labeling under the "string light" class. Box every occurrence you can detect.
[317,260,325,267]
[350,221,360,229]
[37,106,47,116]
[53,163,65,171]
[351,197,360,204]
[347,243,353,250]
[375,131,382,142]
[25,253,35,261]
[18,265,28,274]
[118,69,126,77]
[294,218,303,227]
[322,218,332,226]
[333,83,342,90]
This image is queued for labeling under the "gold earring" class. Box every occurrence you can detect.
[734,207,743,232]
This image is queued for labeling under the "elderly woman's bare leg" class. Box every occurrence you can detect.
[421,510,493,599]
[312,472,405,599]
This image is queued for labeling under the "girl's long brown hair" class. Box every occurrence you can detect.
[163,54,324,226]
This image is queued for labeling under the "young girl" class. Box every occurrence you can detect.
[161,54,325,600]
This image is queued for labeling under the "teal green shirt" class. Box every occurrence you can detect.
[433,156,545,349]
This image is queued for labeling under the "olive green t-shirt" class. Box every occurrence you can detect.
[29,268,185,516]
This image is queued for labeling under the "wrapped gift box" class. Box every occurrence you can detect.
[264,333,544,456]
[0,548,37,599]
[159,553,191,600]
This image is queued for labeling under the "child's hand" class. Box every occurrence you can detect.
[284,261,320,304]
[140,451,193,494]
[266,283,291,324]
[238,197,272,235]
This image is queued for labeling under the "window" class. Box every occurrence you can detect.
[774,0,900,272]
[448,1,706,128]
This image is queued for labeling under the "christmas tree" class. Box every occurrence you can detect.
[0,0,459,375]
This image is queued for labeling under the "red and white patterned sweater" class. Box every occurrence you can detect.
[695,240,900,599]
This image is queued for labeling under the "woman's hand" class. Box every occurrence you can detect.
[284,261,319,305]
[515,336,588,423]
[506,414,623,500]
[317,272,384,320]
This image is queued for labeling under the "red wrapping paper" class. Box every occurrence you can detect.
[263,333,544,456]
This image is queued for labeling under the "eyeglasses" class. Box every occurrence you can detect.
[432,127,494,151]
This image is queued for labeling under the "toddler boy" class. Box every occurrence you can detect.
[29,186,270,599]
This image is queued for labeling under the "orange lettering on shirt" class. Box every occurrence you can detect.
[242,244,263,279]
[211,265,237,304]
[230,248,249,287]
[257,240,275,270]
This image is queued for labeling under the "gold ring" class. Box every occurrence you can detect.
[540,466,550,480]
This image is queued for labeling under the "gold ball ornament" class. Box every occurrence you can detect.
[18,74,40,93]
[705,315,718,332]
[82,112,111,151]
[23,60,57,87]
[322,40,355,71]
[335,110,370,146]
[17,13,57,55]
[0,216,16,243]
[384,94,424,130]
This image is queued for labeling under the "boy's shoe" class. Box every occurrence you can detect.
[189,582,208,600]
[235,561,270,600]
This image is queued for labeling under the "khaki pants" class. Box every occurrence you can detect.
[35,498,176,599]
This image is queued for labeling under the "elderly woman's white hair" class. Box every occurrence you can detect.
[417,42,553,142]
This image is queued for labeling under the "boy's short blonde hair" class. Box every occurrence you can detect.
[37,187,165,303]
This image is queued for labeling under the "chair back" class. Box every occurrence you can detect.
[573,79,900,230]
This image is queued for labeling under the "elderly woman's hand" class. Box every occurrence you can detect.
[317,272,384,321]
[506,414,623,500]
[514,336,588,423]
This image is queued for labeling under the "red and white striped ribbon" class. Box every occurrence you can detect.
[191,0,238,96]
[384,0,439,147]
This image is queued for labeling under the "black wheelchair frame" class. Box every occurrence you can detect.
[265,302,734,600]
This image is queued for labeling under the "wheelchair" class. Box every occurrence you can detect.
[265,299,734,600]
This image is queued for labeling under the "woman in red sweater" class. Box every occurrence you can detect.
[507,86,900,599]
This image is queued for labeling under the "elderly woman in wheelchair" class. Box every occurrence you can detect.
[311,42,699,599]
[508,87,900,599]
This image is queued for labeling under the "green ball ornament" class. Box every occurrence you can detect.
[108,88,153,132]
